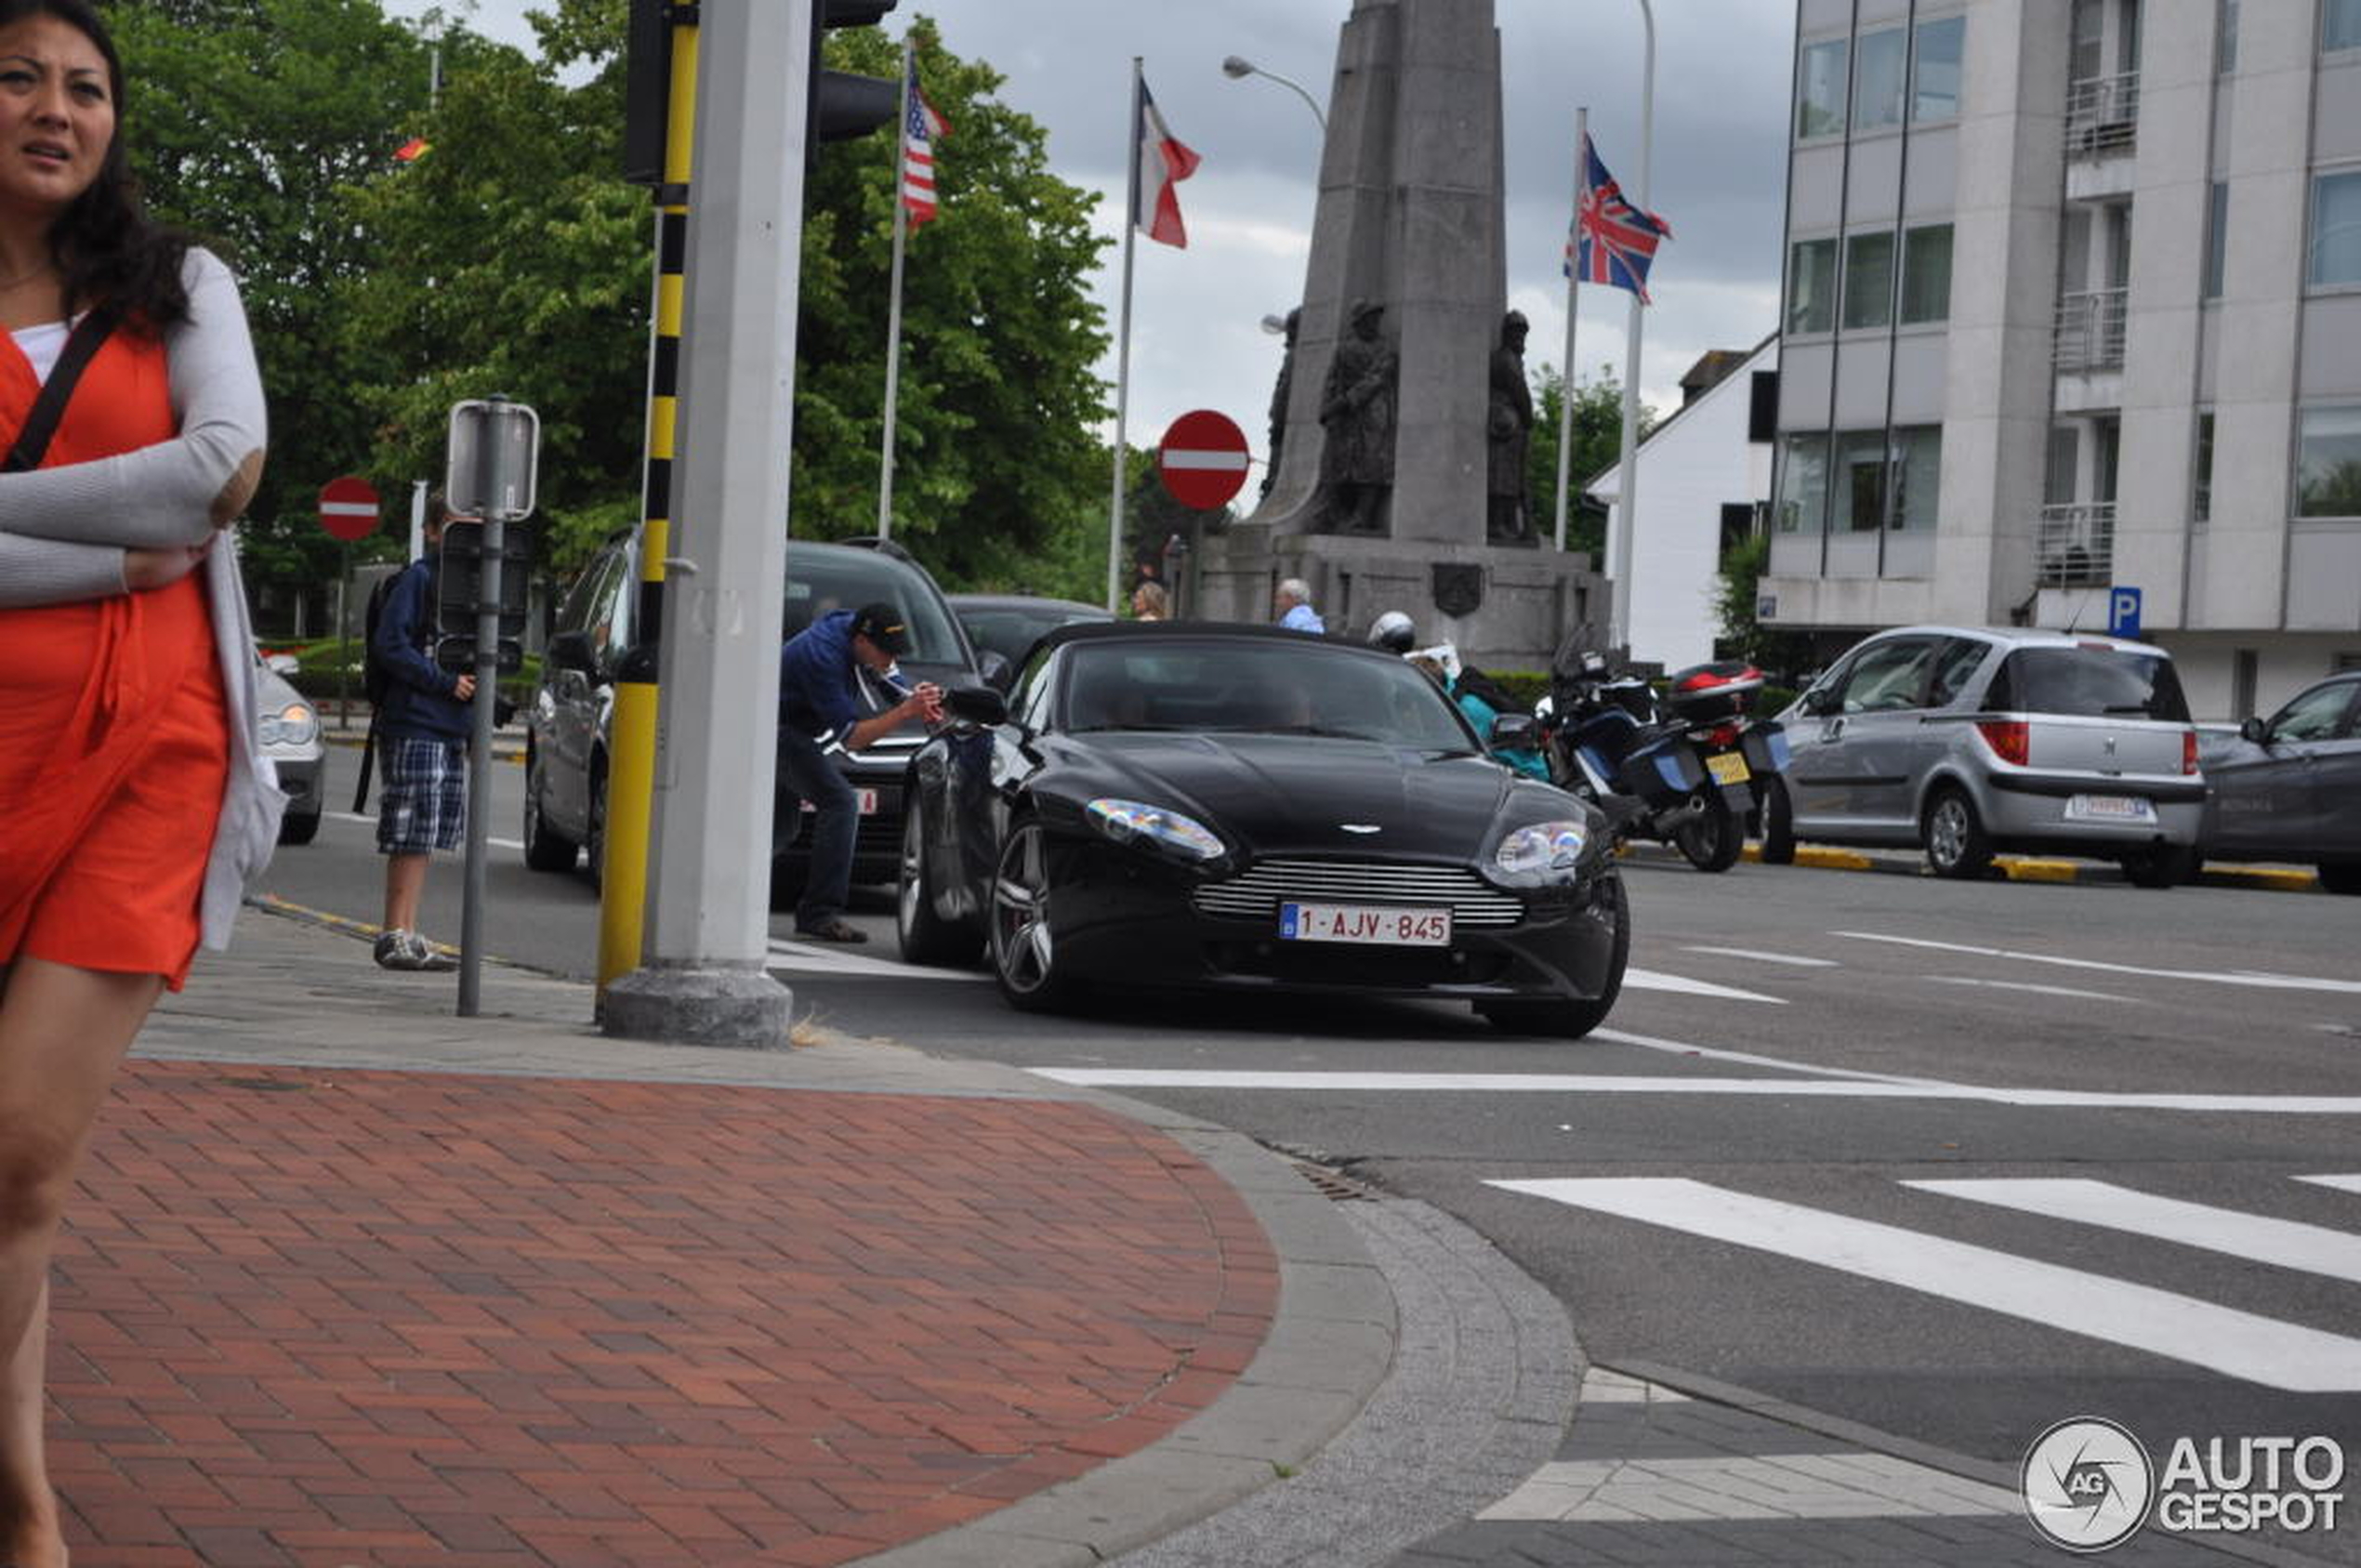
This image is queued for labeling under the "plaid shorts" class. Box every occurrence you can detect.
[376,735,467,854]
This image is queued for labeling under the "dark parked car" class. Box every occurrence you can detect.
[523,535,984,889]
[896,623,1629,1036]
[948,593,1113,672]
[2198,671,2361,893]
[1761,625,2204,885]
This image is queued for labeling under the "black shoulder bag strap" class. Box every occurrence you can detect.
[3,303,124,473]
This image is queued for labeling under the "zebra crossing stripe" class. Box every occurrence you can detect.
[1906,1178,2361,1286]
[1486,1177,2361,1392]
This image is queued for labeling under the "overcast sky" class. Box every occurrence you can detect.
[389,1,1793,462]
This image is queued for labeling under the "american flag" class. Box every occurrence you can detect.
[901,57,949,230]
[1565,133,1671,303]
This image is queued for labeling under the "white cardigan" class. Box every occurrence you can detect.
[0,248,280,949]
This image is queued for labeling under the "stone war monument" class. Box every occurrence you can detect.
[1192,0,1604,670]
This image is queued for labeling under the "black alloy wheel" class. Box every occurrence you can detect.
[1477,875,1629,1039]
[990,821,1083,1011]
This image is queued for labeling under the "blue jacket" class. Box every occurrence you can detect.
[779,609,866,740]
[373,559,472,743]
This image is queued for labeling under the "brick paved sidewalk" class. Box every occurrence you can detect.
[51,1058,1276,1566]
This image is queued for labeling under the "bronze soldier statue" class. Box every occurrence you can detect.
[1487,310,1536,545]
[1317,298,1397,534]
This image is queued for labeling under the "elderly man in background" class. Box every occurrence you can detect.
[1273,577,1325,634]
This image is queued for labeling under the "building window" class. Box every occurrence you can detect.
[1853,28,1907,132]
[2194,411,2215,523]
[1912,16,1966,121]
[1798,39,1849,138]
[1839,431,1890,530]
[1900,224,1954,323]
[1892,427,1943,531]
[2206,181,2228,298]
[1777,434,1829,534]
[1787,238,1838,334]
[2328,0,2361,52]
[2219,0,2238,72]
[1842,231,1895,330]
[2311,171,2361,288]
[2296,406,2361,518]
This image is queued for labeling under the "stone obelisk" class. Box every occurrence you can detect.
[1193,0,1603,669]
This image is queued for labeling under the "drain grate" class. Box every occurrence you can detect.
[1294,1162,1373,1203]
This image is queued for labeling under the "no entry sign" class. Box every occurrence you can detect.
[1156,410,1250,510]
[318,474,380,542]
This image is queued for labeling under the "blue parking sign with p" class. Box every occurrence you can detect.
[2107,586,2142,639]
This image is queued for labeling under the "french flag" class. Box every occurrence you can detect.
[1134,79,1199,248]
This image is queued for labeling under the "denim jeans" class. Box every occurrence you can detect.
[775,726,857,931]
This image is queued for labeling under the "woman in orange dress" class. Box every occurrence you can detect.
[0,4,270,1561]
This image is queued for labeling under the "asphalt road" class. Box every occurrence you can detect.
[268,740,2361,1565]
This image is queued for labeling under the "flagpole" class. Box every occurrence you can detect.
[877,35,914,541]
[1609,4,1654,654]
[1106,58,1143,614]
[1553,106,1587,555]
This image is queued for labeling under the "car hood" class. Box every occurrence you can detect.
[1050,731,1559,857]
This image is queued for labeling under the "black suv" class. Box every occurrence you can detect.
[523,535,990,892]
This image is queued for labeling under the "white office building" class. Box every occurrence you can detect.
[1766,0,2361,719]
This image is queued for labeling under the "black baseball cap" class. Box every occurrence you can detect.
[851,601,909,655]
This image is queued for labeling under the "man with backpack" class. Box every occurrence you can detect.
[366,495,476,970]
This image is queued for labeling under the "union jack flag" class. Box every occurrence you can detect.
[901,57,949,230]
[1565,133,1671,303]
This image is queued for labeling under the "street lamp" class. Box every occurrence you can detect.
[1220,54,1327,133]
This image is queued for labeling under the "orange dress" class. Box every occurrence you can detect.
[0,324,228,990]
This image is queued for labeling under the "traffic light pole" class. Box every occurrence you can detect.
[602,0,811,1048]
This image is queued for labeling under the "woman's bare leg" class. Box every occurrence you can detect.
[0,958,158,1568]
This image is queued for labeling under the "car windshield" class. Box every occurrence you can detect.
[1058,639,1476,749]
[783,551,966,665]
[1986,647,2192,721]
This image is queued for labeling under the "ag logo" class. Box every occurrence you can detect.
[2024,1417,2154,1551]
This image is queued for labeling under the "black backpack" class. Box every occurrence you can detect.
[350,568,409,810]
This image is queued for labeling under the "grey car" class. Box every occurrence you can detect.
[255,657,323,845]
[2198,672,2361,894]
[1761,625,2204,887]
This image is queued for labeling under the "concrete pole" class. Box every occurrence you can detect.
[1609,0,1654,655]
[1553,105,1586,554]
[602,0,805,1048]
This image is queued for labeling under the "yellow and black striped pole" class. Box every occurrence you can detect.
[599,3,699,1000]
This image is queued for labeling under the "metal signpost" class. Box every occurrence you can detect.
[442,395,540,1016]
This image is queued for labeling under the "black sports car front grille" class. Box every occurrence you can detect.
[1190,859,1526,928]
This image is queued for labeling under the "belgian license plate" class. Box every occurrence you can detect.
[2064,793,2155,824]
[1279,903,1452,946]
[801,789,881,815]
[1706,751,1751,785]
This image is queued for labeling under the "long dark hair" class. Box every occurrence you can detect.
[2,0,190,330]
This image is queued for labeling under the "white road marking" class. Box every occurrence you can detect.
[1625,968,1784,1003]
[1478,1453,2019,1522]
[1486,1178,2361,1392]
[1024,1067,2361,1113]
[1922,976,2137,1003]
[763,941,983,982]
[1833,929,2361,995]
[1680,946,1839,968]
[1592,1028,1937,1085]
[1906,1178,2361,1285]
[2297,1175,2361,1195]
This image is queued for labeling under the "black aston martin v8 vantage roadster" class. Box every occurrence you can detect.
[896,623,1629,1037]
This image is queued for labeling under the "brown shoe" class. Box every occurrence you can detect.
[795,918,868,944]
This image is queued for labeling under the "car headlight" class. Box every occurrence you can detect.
[258,700,319,748]
[1495,819,1589,878]
[1086,798,1225,862]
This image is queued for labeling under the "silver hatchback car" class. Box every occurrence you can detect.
[1761,626,2203,887]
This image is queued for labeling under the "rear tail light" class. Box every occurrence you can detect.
[1708,722,1740,748]
[1976,719,2029,767]
[2183,728,2198,776]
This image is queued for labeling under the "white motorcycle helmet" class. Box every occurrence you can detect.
[1369,610,1417,654]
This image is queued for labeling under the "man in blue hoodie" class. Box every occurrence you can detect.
[370,497,476,970]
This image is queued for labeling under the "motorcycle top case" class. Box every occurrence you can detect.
[1614,731,1708,807]
[1665,661,1763,725]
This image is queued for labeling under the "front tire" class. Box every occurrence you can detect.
[898,798,981,967]
[1672,795,1744,873]
[2318,862,2361,896]
[1923,786,1993,880]
[1757,775,1796,865]
[1478,876,1629,1039]
[990,821,1085,1011]
[277,808,321,847]
[2121,844,2197,889]
[521,750,580,871]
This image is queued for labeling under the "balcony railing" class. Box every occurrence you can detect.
[2037,502,2116,586]
[2065,71,2139,156]
[2054,287,2128,373]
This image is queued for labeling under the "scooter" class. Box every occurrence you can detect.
[1535,651,1789,873]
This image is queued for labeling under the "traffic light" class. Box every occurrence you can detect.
[811,0,899,145]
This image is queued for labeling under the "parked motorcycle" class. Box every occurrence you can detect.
[1535,651,1790,873]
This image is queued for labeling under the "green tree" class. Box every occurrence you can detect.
[1712,530,1816,681]
[1523,362,1644,564]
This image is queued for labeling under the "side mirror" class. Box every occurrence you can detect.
[547,629,596,675]
[2239,716,2270,744]
[979,650,1014,693]
[1489,712,1538,749]
[1801,686,1839,716]
[943,680,1009,728]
